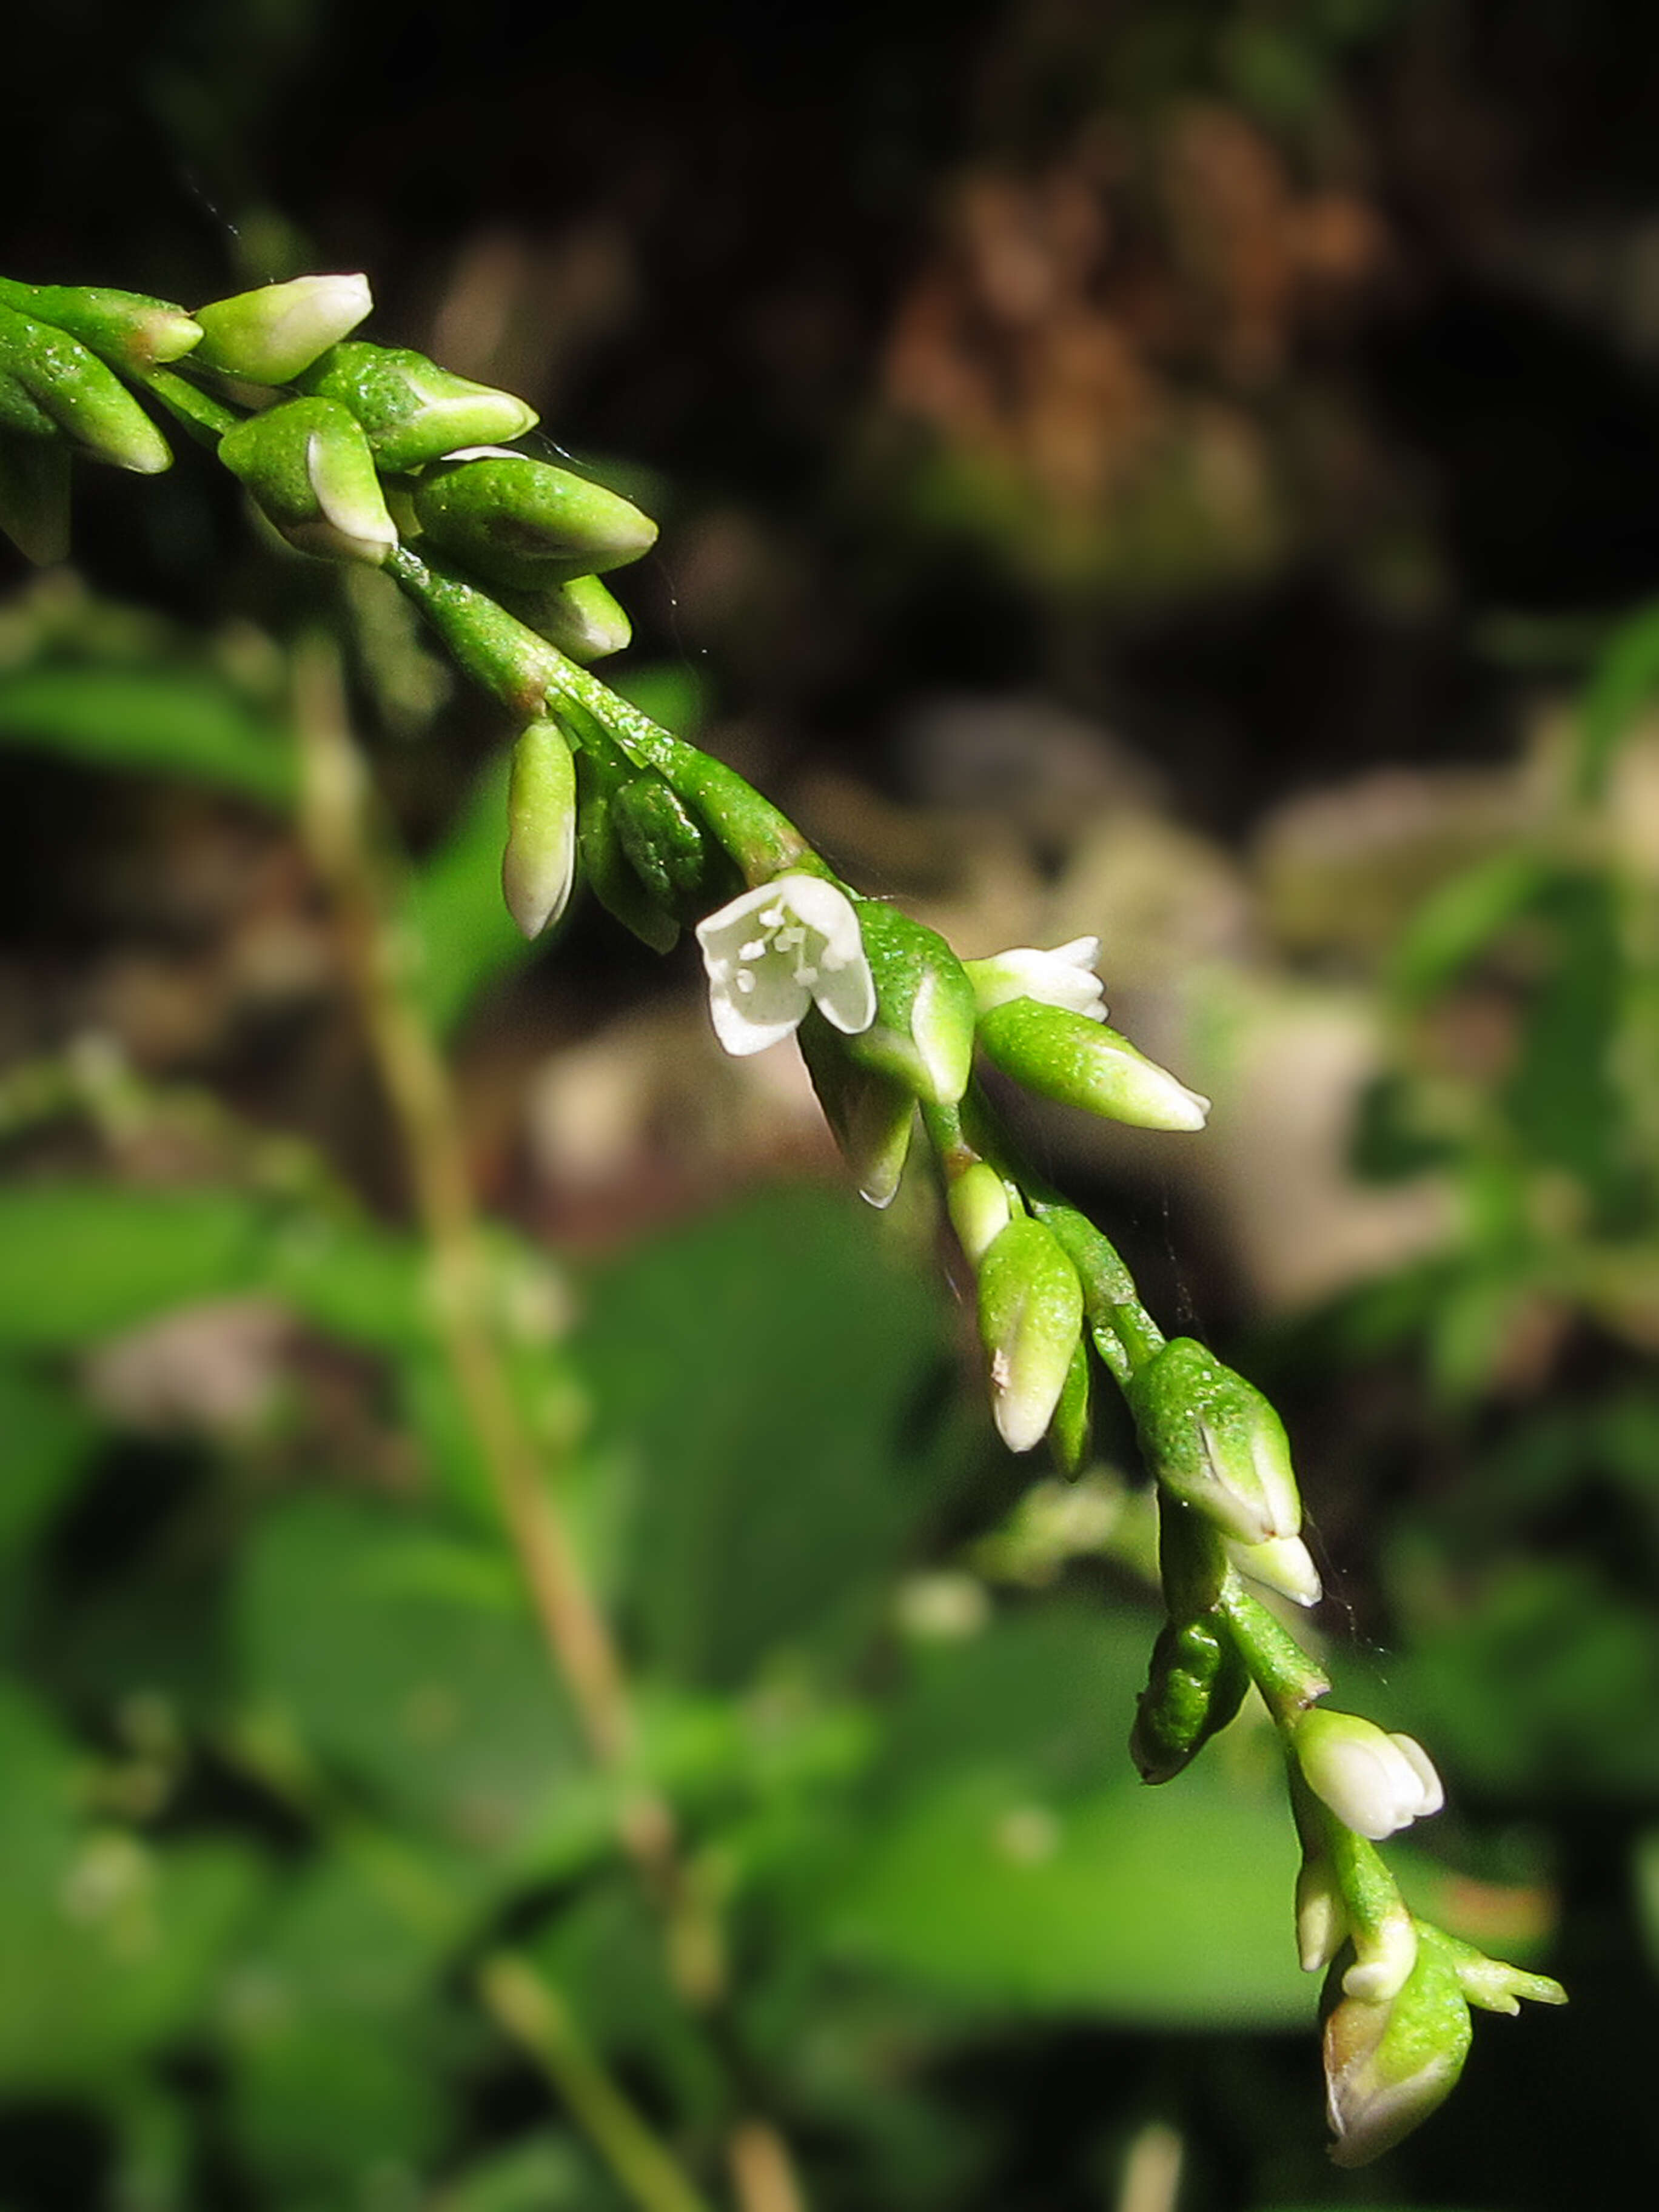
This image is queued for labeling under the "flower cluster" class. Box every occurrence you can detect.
[1,264,1567,2171]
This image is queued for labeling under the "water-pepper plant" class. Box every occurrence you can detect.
[0,269,1566,2184]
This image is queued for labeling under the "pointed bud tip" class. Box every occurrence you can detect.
[193,273,373,384]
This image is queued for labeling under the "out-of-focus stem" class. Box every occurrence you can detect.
[293,634,637,1777]
[292,633,808,2212]
[481,1956,717,2212]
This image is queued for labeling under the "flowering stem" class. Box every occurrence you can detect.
[133,364,241,444]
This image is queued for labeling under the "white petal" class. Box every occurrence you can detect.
[1050,936,1102,968]
[1387,1734,1444,1817]
[965,937,1107,1018]
[707,976,808,1056]
[695,880,781,959]
[774,873,866,965]
[814,954,877,1035]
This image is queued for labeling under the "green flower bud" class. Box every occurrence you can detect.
[192,273,372,384]
[1130,1612,1250,1783]
[503,573,632,663]
[610,774,727,917]
[976,998,1210,1131]
[501,719,578,938]
[842,902,978,1106]
[798,1012,916,1210]
[1295,1708,1443,1843]
[1322,1922,1475,2167]
[1126,1338,1302,1546]
[412,451,656,588]
[572,744,680,954]
[1324,1916,1563,2168]
[0,279,201,372]
[218,397,397,566]
[947,1161,1012,1264]
[0,304,170,474]
[298,343,535,471]
[0,435,70,565]
[976,1215,1085,1453]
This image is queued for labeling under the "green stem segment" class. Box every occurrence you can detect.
[1215,1572,1330,1723]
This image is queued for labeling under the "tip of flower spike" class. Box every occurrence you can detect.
[193,273,372,384]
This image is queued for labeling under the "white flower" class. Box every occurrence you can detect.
[965,936,1107,1020]
[696,874,876,1056]
[1295,1710,1444,1842]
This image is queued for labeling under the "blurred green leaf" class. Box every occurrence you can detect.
[1383,1560,1659,1801]
[1501,873,1624,1200]
[797,1609,1307,2028]
[0,663,295,806]
[1389,850,1553,1007]
[237,1495,581,1858]
[1575,595,1659,803]
[223,1853,458,2200]
[435,2135,629,2212]
[0,1184,270,1349]
[0,1359,96,1552]
[0,1181,430,1354]
[580,1185,976,1689]
[0,1684,265,2093]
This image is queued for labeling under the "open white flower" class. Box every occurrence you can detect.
[697,874,876,1056]
[965,936,1107,1020]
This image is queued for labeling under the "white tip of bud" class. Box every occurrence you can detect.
[301,431,397,565]
[977,1217,1085,1455]
[502,721,579,939]
[1124,1063,1212,1131]
[1226,1531,1322,1607]
[193,273,373,384]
